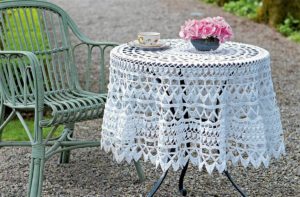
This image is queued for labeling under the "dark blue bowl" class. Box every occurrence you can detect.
[191,38,220,51]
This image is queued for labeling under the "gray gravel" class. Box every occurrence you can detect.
[0,0,299,196]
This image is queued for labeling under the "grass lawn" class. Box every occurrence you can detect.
[5,8,49,50]
[2,117,63,141]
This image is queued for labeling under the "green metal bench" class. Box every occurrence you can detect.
[0,0,145,196]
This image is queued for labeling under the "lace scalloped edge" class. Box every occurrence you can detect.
[101,142,285,174]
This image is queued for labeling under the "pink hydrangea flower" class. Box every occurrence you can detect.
[179,19,201,40]
[179,16,233,43]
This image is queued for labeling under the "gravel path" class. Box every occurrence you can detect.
[0,0,299,196]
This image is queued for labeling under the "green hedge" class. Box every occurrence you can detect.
[202,0,300,43]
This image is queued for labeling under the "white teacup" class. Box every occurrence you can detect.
[137,32,160,46]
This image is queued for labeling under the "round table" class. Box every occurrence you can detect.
[101,39,285,196]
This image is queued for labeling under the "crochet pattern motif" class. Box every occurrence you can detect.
[101,39,285,174]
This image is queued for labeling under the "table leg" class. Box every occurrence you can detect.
[146,170,169,197]
[223,170,247,197]
[178,77,190,196]
[178,160,189,196]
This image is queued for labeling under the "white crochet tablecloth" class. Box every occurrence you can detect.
[101,39,285,174]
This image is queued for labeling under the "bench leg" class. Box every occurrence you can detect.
[28,145,45,197]
[27,110,46,197]
[134,161,146,182]
[59,123,74,164]
[0,101,5,142]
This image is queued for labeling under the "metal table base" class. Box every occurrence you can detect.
[147,160,247,197]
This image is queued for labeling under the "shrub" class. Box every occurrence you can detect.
[278,14,300,36]
[223,0,262,19]
[203,0,218,3]
[288,32,300,43]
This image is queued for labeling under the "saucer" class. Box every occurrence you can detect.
[128,40,171,51]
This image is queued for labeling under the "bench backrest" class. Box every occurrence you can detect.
[0,0,78,98]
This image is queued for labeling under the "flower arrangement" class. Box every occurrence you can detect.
[179,16,233,48]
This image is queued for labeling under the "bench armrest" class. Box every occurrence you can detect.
[66,14,119,93]
[0,51,44,111]
[66,13,119,47]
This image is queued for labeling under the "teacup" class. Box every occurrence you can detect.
[137,32,160,46]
